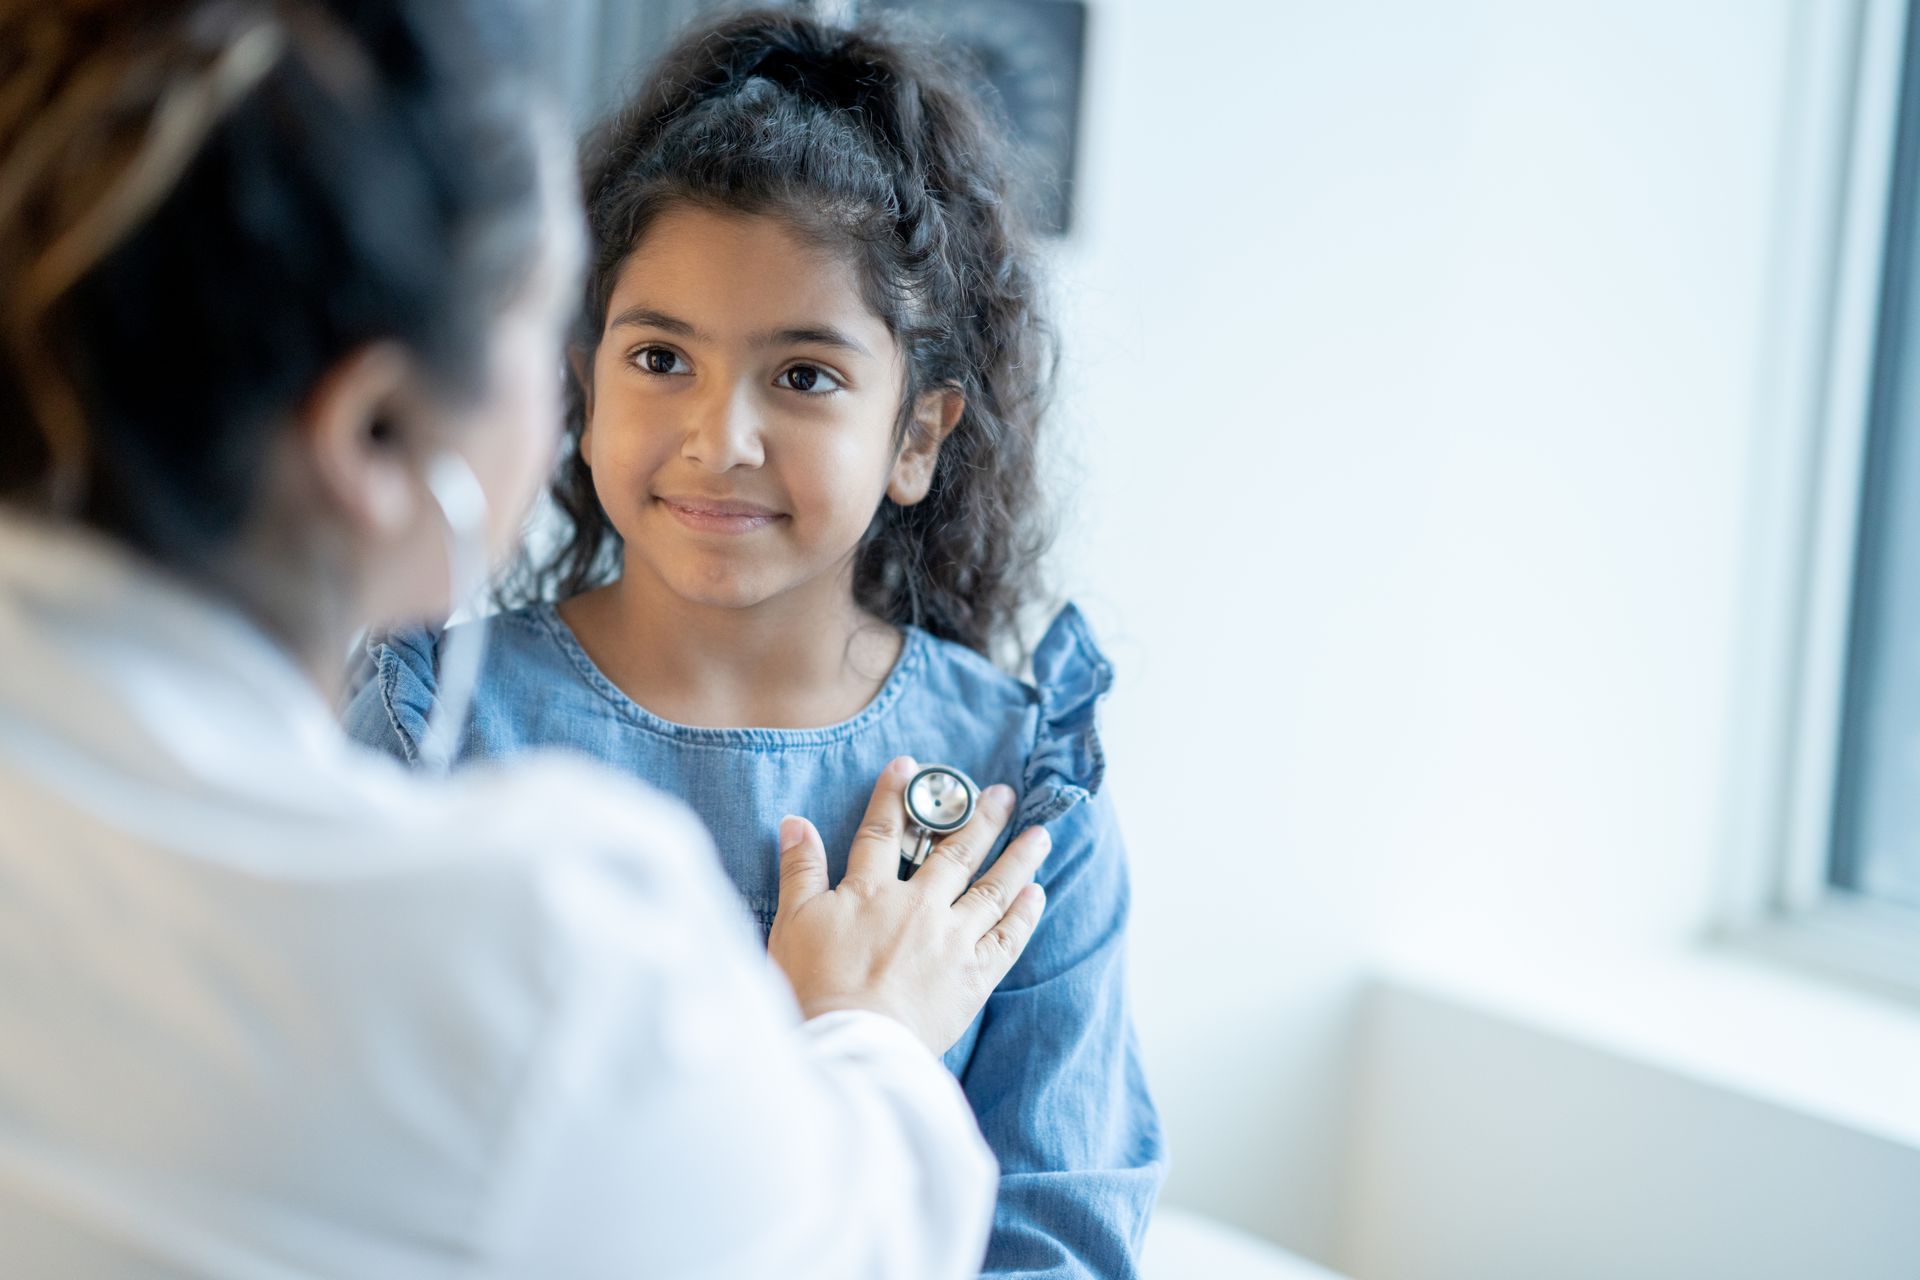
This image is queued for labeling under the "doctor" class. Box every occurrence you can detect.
[0,2,1051,1276]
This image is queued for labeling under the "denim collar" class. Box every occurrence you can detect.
[532,601,932,749]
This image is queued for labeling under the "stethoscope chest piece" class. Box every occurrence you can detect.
[899,764,980,878]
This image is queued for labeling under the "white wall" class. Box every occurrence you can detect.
[1344,981,1920,1280]
[1048,0,1828,1268]
[1052,0,1477,1254]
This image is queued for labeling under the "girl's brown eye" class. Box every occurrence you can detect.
[633,346,688,376]
[781,363,845,394]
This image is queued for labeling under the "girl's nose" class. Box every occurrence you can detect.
[681,384,765,472]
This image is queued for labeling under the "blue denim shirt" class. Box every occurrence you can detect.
[341,602,1165,1278]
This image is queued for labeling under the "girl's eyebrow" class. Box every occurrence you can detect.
[757,325,872,359]
[609,305,707,338]
[609,304,872,359]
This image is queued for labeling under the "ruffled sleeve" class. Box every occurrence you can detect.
[1017,603,1115,828]
[344,625,443,765]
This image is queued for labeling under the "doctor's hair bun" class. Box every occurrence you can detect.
[518,7,1056,664]
[0,0,547,563]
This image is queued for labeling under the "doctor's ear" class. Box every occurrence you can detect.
[887,383,965,507]
[299,341,429,539]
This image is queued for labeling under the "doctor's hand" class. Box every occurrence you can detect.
[767,755,1049,1056]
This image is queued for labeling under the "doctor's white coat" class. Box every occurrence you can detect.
[0,515,996,1279]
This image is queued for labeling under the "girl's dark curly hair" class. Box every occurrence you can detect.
[507,7,1055,662]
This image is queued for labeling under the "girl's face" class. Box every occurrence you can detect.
[581,205,956,614]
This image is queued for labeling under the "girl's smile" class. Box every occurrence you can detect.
[654,492,786,536]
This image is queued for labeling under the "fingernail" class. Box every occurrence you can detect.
[984,784,1016,812]
[779,815,806,852]
[891,755,918,778]
[1034,827,1053,856]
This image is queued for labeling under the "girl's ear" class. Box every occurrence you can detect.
[570,343,595,467]
[887,384,965,506]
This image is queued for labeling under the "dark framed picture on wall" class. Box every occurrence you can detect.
[859,0,1090,235]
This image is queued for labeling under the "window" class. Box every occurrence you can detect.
[1833,0,1920,919]
[1734,0,1920,986]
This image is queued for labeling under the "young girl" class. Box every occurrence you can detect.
[344,11,1164,1276]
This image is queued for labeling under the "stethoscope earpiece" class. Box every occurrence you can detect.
[898,763,980,878]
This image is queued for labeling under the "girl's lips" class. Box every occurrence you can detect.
[655,495,783,535]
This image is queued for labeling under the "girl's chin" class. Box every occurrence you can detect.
[622,533,854,614]
[653,558,798,612]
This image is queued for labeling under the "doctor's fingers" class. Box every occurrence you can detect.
[909,783,1017,901]
[968,867,1048,981]
[952,822,1051,938]
[842,755,918,887]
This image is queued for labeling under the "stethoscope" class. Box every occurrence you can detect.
[336,446,489,774]
[417,451,489,772]
[898,764,981,879]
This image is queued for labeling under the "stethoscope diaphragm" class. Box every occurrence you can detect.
[899,764,980,877]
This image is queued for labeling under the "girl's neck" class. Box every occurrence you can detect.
[558,557,904,730]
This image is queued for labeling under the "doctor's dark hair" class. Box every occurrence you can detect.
[516,8,1055,661]
[0,0,546,563]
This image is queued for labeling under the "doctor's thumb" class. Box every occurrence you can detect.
[774,814,828,912]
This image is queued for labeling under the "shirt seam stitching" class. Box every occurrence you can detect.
[531,603,931,750]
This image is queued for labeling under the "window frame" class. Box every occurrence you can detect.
[1731,0,1920,997]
